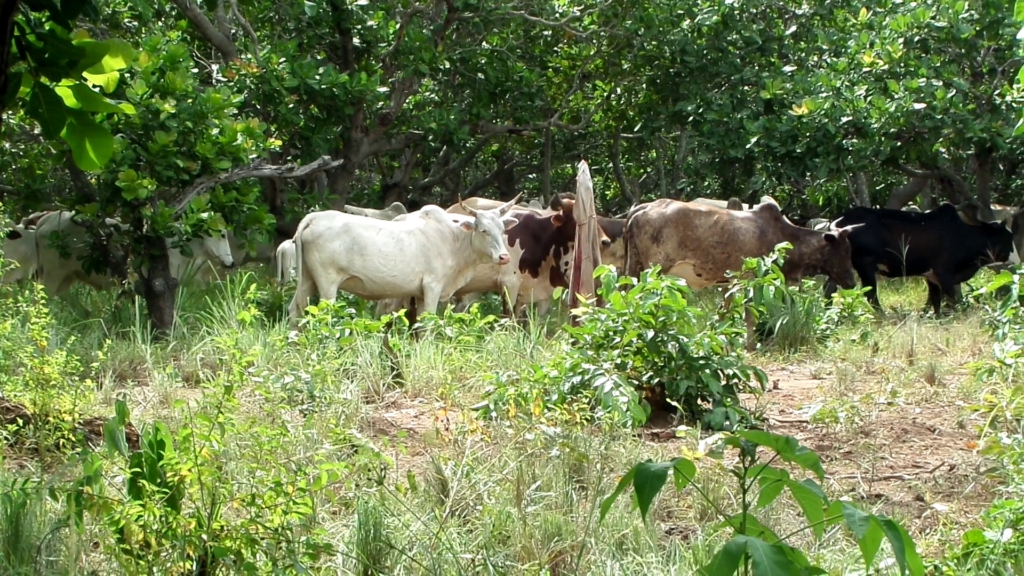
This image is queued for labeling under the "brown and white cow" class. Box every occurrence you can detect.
[624,199,857,289]
[623,199,858,349]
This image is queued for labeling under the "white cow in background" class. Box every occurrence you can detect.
[288,194,522,326]
[275,239,297,285]
[1,225,39,284]
[342,201,408,220]
[33,210,236,296]
[166,229,236,286]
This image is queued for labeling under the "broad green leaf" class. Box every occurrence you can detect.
[61,110,114,171]
[83,70,121,94]
[633,460,675,520]
[55,82,136,114]
[82,38,136,74]
[740,535,802,576]
[878,518,925,576]
[1016,0,1024,22]
[599,466,637,521]
[786,480,826,539]
[102,416,129,458]
[701,535,746,576]
[672,458,697,491]
[69,39,111,75]
[736,430,825,480]
[756,477,786,509]
[114,398,130,425]
[26,83,68,139]
[842,503,884,570]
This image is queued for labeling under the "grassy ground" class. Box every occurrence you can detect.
[0,265,1012,575]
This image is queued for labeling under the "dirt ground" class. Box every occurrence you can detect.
[366,362,996,551]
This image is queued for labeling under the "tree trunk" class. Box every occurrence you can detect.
[495,150,516,200]
[974,145,995,222]
[884,176,928,209]
[656,136,667,198]
[611,131,636,204]
[846,171,871,206]
[541,127,552,200]
[919,180,934,210]
[137,233,177,338]
[672,129,688,198]
[0,0,19,115]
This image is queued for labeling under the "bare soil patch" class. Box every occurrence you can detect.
[756,365,994,544]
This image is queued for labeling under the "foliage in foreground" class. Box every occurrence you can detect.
[602,430,925,576]
[938,269,1024,574]
[482,263,768,430]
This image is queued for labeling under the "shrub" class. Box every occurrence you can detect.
[726,242,874,353]
[482,264,767,430]
[601,430,925,575]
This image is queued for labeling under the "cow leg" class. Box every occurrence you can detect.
[822,278,838,302]
[853,262,882,310]
[925,271,957,317]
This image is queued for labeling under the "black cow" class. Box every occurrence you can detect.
[825,203,1019,315]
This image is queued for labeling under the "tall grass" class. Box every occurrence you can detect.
[0,263,1010,574]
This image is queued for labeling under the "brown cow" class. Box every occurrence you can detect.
[623,199,858,349]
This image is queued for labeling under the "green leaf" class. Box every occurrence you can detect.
[741,535,802,575]
[61,110,114,171]
[26,83,68,139]
[599,466,637,521]
[102,416,129,458]
[1015,0,1024,21]
[842,503,884,570]
[756,477,786,509]
[632,460,675,520]
[673,458,697,491]
[3,71,22,109]
[304,0,318,16]
[55,82,136,114]
[701,535,746,576]
[82,38,135,74]
[878,518,925,576]
[83,70,121,94]
[786,480,826,539]
[736,430,825,480]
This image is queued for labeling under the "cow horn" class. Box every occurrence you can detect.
[498,193,523,215]
[458,194,478,217]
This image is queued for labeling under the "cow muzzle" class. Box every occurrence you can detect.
[497,254,510,265]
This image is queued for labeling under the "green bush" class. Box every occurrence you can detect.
[726,242,874,353]
[482,263,767,430]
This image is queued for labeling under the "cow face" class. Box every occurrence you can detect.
[459,212,519,265]
[1,225,37,284]
[203,230,236,268]
[819,228,858,289]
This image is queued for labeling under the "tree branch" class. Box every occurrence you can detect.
[175,156,345,215]
[381,5,429,76]
[228,0,262,66]
[170,0,240,62]
[506,1,616,39]
[464,160,542,197]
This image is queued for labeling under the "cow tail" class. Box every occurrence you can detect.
[623,204,644,279]
[272,245,281,284]
[293,220,309,289]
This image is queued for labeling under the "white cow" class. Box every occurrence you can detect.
[1,225,39,284]
[34,211,235,295]
[275,239,297,285]
[289,195,522,325]
[342,201,408,220]
[166,229,236,286]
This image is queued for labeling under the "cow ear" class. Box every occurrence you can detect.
[502,217,519,231]
[823,232,838,244]
[551,214,565,226]
[5,229,22,240]
[458,220,475,232]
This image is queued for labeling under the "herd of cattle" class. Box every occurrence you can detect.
[1,193,1021,329]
